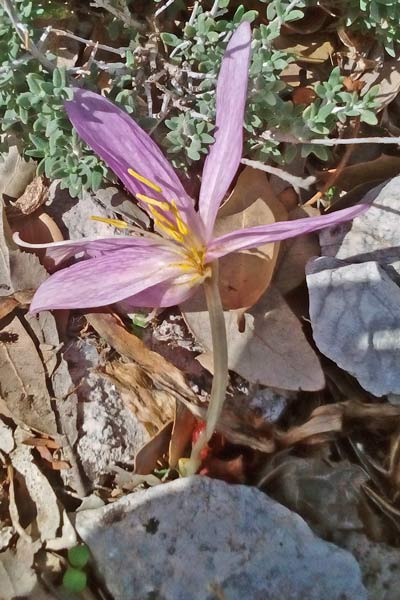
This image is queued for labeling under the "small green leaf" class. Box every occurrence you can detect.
[18,106,29,124]
[16,93,32,109]
[44,157,57,176]
[26,74,43,95]
[360,110,378,125]
[52,68,62,88]
[161,33,181,47]
[207,31,219,43]
[184,25,196,38]
[241,10,258,23]
[90,169,103,191]
[129,311,149,328]
[25,149,45,158]
[187,146,201,161]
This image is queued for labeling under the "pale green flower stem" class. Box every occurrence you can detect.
[183,261,228,476]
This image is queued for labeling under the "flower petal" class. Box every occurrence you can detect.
[199,22,252,239]
[14,232,163,267]
[65,89,201,236]
[207,204,369,260]
[117,276,199,310]
[30,246,190,312]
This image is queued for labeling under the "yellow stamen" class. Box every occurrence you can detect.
[127,168,162,193]
[148,206,175,229]
[148,207,184,242]
[174,262,195,272]
[90,215,129,229]
[156,221,185,243]
[136,193,170,211]
[170,200,189,235]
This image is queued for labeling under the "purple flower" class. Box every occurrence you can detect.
[17,22,367,313]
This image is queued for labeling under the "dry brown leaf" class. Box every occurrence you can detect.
[215,166,287,309]
[169,403,197,469]
[275,34,335,63]
[102,361,175,436]
[113,468,160,492]
[209,391,278,453]
[0,296,19,320]
[45,29,80,69]
[337,26,375,55]
[361,54,400,111]
[11,176,49,216]
[0,316,57,434]
[86,312,198,405]
[200,454,247,484]
[25,311,63,379]
[282,6,328,35]
[277,186,299,211]
[87,312,200,463]
[0,537,40,600]
[134,422,173,475]
[0,417,14,454]
[315,154,400,191]
[11,428,61,544]
[22,436,60,449]
[1,206,48,299]
[0,146,36,199]
[13,211,63,251]
[0,290,34,321]
[274,206,320,295]
[277,401,400,448]
[278,404,343,447]
[292,86,317,105]
[87,314,284,455]
[183,286,325,391]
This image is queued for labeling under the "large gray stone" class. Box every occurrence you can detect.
[333,531,400,600]
[319,177,400,278]
[75,476,367,600]
[307,257,400,396]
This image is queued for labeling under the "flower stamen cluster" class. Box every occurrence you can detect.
[128,167,208,278]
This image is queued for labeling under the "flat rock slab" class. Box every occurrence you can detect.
[75,476,366,600]
[307,257,400,396]
[319,177,400,277]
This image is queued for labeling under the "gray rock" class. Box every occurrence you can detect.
[45,181,120,240]
[64,337,148,484]
[307,257,400,396]
[333,531,400,600]
[261,456,368,538]
[45,182,148,241]
[319,177,400,279]
[75,476,367,600]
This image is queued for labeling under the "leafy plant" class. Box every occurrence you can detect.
[0,0,387,197]
[345,0,400,56]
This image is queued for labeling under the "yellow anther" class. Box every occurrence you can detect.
[90,215,129,229]
[128,168,162,193]
[136,193,170,211]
